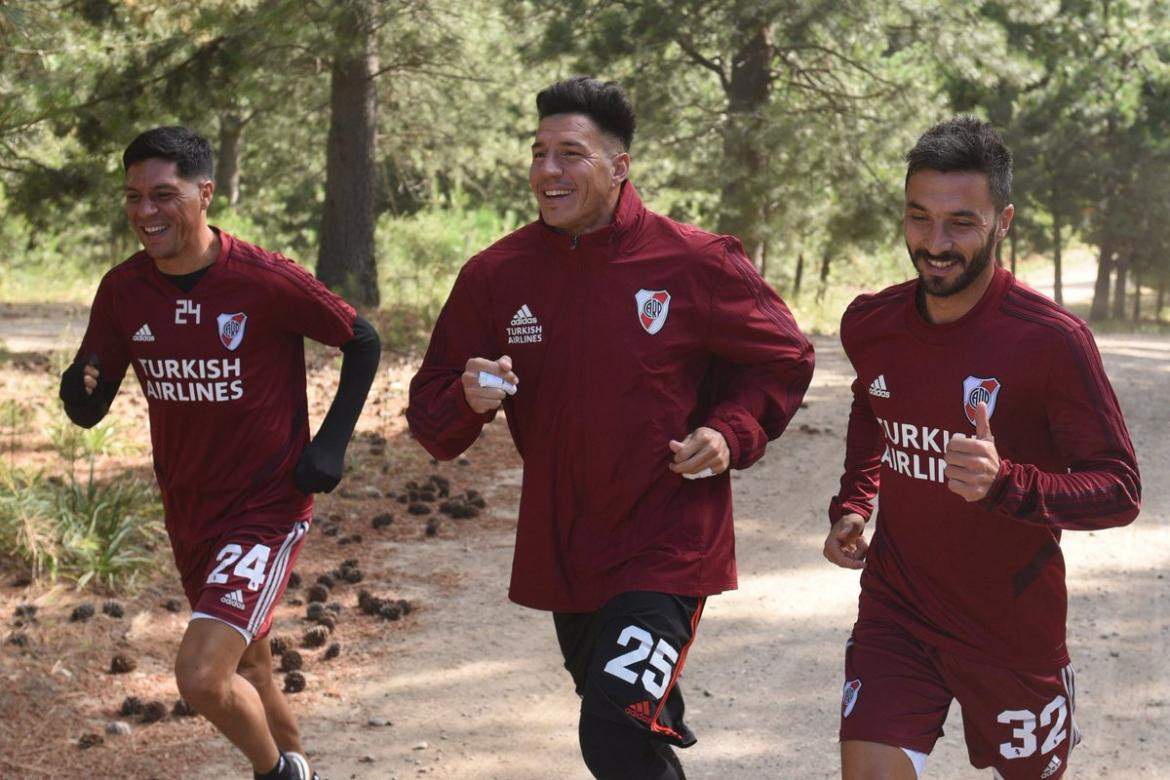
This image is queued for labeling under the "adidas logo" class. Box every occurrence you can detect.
[1040,755,1063,778]
[219,589,246,611]
[510,304,538,327]
[868,374,890,398]
[132,323,155,342]
[624,700,653,724]
[507,304,543,345]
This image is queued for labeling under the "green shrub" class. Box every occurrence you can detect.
[0,419,163,591]
[375,197,520,325]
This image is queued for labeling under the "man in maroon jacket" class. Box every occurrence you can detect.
[60,127,380,780]
[408,77,814,779]
[824,117,1140,779]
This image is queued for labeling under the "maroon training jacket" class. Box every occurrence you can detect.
[408,184,815,611]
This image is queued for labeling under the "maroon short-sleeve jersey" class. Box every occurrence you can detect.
[831,266,1140,668]
[78,229,355,546]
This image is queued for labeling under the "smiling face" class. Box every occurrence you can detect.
[124,158,214,271]
[529,113,630,238]
[904,169,1013,322]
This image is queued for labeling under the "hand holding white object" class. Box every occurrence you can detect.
[668,427,730,479]
[461,356,518,414]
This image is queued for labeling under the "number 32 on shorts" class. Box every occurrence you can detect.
[602,625,679,700]
[206,543,272,592]
[998,695,1069,760]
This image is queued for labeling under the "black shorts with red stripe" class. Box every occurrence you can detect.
[554,591,704,748]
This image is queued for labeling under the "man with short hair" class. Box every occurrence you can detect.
[408,76,814,779]
[824,116,1141,779]
[60,126,380,780]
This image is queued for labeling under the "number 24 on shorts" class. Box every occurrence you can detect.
[603,625,679,700]
[206,543,272,591]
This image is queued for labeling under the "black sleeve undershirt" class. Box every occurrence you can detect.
[314,313,381,449]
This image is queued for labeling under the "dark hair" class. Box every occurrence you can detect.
[906,116,1012,210]
[536,76,636,151]
[122,126,214,180]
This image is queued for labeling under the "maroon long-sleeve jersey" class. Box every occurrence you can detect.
[831,266,1140,668]
[409,184,815,611]
[77,230,355,546]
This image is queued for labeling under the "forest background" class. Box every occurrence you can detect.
[1,3,1169,775]
[3,0,1170,338]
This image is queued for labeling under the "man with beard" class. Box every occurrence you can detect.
[823,116,1140,779]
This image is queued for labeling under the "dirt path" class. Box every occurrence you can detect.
[286,333,1168,780]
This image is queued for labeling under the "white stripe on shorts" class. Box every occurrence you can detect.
[247,520,308,637]
[1062,662,1081,752]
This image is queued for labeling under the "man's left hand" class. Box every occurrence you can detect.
[944,401,1000,502]
[294,439,344,494]
[669,426,730,478]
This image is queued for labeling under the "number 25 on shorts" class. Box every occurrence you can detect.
[206,543,272,591]
[603,625,679,700]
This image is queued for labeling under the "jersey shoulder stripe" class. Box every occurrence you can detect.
[844,280,916,318]
[224,233,354,326]
[100,251,155,287]
[840,281,914,349]
[1000,280,1134,466]
[1000,282,1085,335]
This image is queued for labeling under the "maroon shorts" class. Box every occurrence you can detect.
[171,513,311,642]
[839,617,1079,779]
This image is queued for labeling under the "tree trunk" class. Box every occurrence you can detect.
[1009,230,1017,275]
[1157,269,1166,319]
[317,1,379,306]
[1132,268,1141,322]
[715,22,773,271]
[758,227,768,278]
[1052,213,1063,306]
[1089,238,1113,323]
[815,250,831,303]
[793,252,804,297]
[1111,253,1128,320]
[216,108,245,207]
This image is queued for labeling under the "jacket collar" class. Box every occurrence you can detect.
[537,181,645,254]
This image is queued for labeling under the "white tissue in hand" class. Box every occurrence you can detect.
[683,467,716,480]
[478,371,517,395]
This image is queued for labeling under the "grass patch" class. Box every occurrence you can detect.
[374,199,520,325]
[0,419,163,591]
[0,262,105,305]
[777,246,908,335]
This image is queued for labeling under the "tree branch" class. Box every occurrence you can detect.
[673,34,728,91]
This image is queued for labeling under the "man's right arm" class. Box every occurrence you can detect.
[829,375,885,525]
[406,263,504,460]
[824,366,886,569]
[59,279,128,428]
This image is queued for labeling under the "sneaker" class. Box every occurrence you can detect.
[284,752,312,780]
